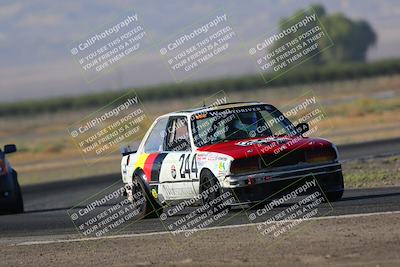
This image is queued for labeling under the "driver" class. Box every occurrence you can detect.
[226,112,258,140]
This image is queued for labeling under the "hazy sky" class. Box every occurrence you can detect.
[1,0,399,102]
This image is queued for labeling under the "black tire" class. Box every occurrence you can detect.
[200,169,230,212]
[324,190,344,202]
[324,173,344,202]
[132,176,162,219]
[10,179,24,214]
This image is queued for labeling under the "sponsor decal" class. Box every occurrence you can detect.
[207,106,262,117]
[197,154,207,160]
[194,113,207,120]
[236,137,289,147]
[151,188,158,199]
[171,164,177,178]
[218,162,226,171]
[207,155,218,160]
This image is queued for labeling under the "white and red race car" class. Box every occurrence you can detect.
[121,102,344,217]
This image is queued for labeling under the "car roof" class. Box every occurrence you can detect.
[159,101,266,118]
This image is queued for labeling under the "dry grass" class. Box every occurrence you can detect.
[1,74,400,185]
[343,156,400,188]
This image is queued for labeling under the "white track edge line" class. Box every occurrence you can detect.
[14,210,400,246]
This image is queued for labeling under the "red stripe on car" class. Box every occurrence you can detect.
[143,153,159,182]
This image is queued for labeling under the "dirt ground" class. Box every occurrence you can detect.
[3,213,400,267]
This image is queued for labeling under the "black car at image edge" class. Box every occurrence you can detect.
[0,144,23,214]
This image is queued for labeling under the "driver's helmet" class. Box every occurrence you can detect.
[233,112,258,133]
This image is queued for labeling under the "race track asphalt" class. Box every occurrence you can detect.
[1,138,399,241]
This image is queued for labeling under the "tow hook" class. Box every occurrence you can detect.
[124,184,133,203]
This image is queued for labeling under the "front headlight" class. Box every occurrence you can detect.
[0,159,7,175]
[230,158,260,174]
[306,147,337,164]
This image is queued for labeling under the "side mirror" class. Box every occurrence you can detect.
[295,123,309,135]
[4,144,17,154]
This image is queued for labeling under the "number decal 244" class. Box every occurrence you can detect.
[178,154,198,179]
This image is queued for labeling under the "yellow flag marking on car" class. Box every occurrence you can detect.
[135,153,149,169]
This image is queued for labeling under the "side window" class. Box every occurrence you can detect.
[166,117,191,152]
[143,118,168,153]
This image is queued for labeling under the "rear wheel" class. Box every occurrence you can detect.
[131,176,162,219]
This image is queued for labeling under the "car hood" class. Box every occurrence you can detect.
[197,136,333,160]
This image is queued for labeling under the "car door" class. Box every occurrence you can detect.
[139,117,170,186]
[158,116,198,200]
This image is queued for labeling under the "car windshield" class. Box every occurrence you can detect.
[191,105,297,147]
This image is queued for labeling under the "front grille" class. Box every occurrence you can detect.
[231,146,337,174]
[260,149,306,169]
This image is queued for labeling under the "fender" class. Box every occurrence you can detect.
[196,152,233,188]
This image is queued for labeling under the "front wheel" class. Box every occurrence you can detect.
[324,190,343,202]
[200,170,231,212]
[323,172,344,202]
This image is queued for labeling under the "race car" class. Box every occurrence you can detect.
[0,144,24,214]
[120,102,344,217]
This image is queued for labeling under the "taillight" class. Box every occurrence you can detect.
[306,148,336,164]
[0,159,7,175]
[230,158,259,174]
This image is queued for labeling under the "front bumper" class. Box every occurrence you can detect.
[222,162,344,204]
